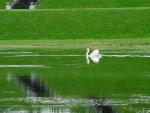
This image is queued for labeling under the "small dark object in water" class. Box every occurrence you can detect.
[96,105,116,113]
[93,98,116,113]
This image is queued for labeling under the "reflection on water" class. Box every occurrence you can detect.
[2,106,116,113]
[8,75,116,113]
[14,75,54,97]
[93,99,116,113]
[0,48,149,113]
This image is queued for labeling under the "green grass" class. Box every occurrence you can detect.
[0,0,12,9]
[0,38,149,50]
[0,8,150,40]
[38,0,150,9]
[1,0,150,9]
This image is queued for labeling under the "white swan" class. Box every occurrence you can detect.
[86,48,102,64]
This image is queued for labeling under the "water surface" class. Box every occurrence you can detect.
[0,48,149,113]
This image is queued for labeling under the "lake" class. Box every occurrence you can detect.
[0,48,149,113]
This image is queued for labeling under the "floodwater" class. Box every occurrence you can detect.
[0,48,149,113]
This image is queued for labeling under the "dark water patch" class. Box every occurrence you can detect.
[14,75,54,97]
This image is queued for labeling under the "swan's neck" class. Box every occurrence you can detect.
[86,48,90,56]
[86,48,90,64]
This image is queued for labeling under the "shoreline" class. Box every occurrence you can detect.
[0,38,149,49]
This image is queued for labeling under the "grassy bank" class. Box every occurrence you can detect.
[0,0,12,9]
[0,38,149,50]
[0,8,150,40]
[1,0,150,9]
[38,0,150,9]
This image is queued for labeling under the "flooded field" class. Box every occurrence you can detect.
[0,48,149,113]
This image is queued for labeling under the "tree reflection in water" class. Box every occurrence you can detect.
[12,75,116,113]
[15,75,54,97]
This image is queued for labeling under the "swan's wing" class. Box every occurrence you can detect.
[91,57,100,63]
[89,49,100,63]
[90,49,99,57]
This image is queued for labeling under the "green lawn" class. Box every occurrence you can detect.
[38,0,150,9]
[0,8,150,40]
[1,0,150,9]
[0,0,12,9]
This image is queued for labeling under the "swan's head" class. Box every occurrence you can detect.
[87,48,90,52]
